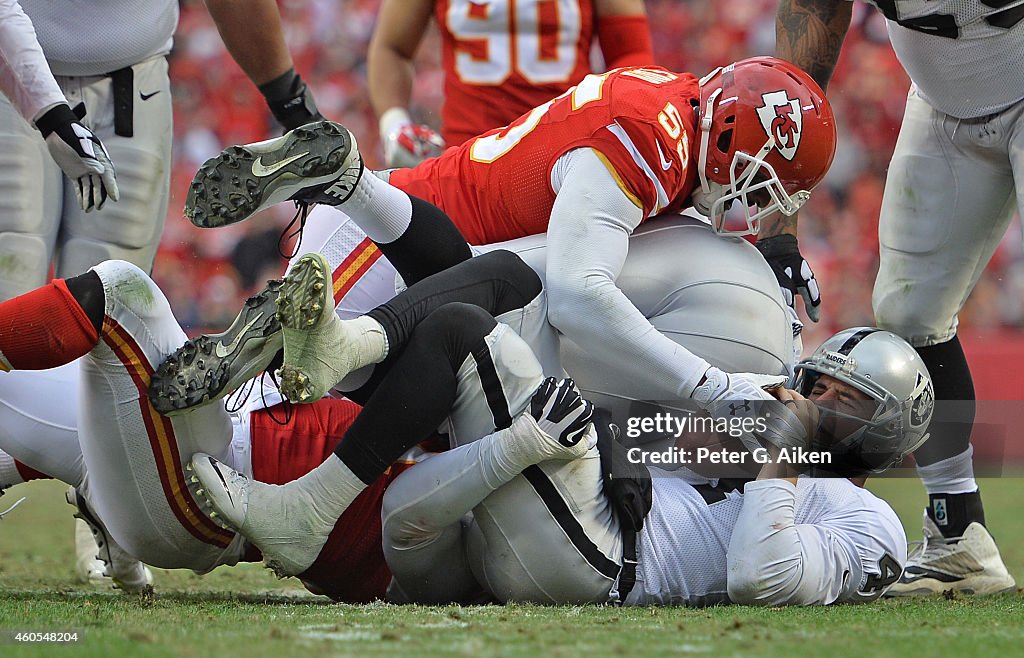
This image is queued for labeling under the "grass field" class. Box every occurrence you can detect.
[1,478,1021,657]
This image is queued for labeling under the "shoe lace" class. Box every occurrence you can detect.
[261,368,294,426]
[224,375,259,414]
[278,201,311,259]
[909,528,961,564]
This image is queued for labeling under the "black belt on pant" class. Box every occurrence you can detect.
[617,526,638,605]
[106,66,134,138]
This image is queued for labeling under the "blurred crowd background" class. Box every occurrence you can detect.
[163,0,1024,357]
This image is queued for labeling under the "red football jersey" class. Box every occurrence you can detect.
[390,67,701,245]
[248,399,419,602]
[436,0,596,146]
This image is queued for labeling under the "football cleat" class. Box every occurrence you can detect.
[67,488,154,594]
[277,252,377,403]
[74,517,109,586]
[185,120,363,228]
[885,514,1016,597]
[188,453,332,576]
[149,279,285,415]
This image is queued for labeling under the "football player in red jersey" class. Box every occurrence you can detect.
[0,260,440,601]
[179,57,836,419]
[368,0,654,167]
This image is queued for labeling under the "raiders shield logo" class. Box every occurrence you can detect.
[910,371,934,428]
[755,90,803,161]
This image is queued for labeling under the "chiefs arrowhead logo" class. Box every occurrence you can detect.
[755,90,803,161]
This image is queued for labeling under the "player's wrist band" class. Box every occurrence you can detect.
[754,234,799,257]
[34,103,76,138]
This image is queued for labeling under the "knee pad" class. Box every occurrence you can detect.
[0,233,53,299]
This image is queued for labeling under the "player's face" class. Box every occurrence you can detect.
[806,375,878,446]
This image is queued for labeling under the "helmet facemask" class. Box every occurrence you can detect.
[695,87,811,237]
[795,363,931,476]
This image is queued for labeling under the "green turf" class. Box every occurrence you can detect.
[1,478,1021,657]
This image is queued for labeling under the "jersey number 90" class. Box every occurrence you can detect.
[447,0,583,85]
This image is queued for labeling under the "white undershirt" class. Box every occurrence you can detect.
[0,0,65,122]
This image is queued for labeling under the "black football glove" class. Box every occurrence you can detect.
[756,234,821,322]
[35,103,119,212]
[258,68,325,132]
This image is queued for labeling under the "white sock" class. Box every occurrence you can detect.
[342,169,412,244]
[341,315,389,365]
[477,417,544,488]
[478,413,588,487]
[0,450,25,489]
[918,445,978,495]
[286,454,368,520]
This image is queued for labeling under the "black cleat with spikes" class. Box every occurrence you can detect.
[149,280,285,415]
[185,120,363,228]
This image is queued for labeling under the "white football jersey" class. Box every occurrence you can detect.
[855,0,1024,118]
[20,0,177,75]
[627,472,907,606]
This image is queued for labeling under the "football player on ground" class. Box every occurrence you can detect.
[368,0,653,167]
[0,212,791,596]
[378,328,934,606]
[772,0,1020,596]
[0,259,442,600]
[185,245,933,604]
[169,57,836,425]
[1,0,180,589]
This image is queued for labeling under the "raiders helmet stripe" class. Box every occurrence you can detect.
[837,327,881,356]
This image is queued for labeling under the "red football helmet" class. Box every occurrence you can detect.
[693,57,836,236]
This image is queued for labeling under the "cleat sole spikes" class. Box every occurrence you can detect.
[148,280,285,416]
[185,120,363,228]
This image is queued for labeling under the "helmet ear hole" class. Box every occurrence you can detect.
[716,128,733,154]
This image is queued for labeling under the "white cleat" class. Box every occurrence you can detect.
[74,517,109,586]
[277,252,381,403]
[67,488,154,594]
[885,514,1016,597]
[189,453,334,576]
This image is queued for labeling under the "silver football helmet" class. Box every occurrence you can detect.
[794,327,934,474]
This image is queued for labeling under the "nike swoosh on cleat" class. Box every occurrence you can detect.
[899,567,966,584]
[140,90,161,101]
[210,458,234,507]
[215,313,264,358]
[251,152,309,177]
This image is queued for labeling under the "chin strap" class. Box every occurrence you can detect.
[696,86,721,198]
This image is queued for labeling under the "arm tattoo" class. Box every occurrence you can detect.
[776,0,852,91]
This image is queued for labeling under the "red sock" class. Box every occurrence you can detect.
[0,279,99,371]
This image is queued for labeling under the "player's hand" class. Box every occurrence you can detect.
[530,377,595,447]
[690,366,787,408]
[691,367,792,454]
[259,69,325,132]
[36,103,119,212]
[755,234,821,322]
[383,123,445,169]
[757,387,819,451]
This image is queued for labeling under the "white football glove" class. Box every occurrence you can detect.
[383,123,445,169]
[36,104,119,212]
[530,377,595,448]
[379,107,445,169]
[691,366,808,452]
